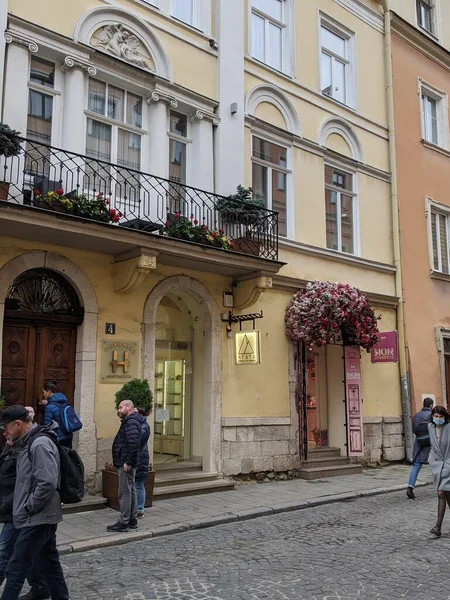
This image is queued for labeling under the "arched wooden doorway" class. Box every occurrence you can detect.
[1,269,84,418]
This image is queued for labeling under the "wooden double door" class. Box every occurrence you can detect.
[1,316,77,420]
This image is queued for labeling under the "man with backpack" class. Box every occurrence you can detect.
[40,381,82,449]
[0,405,69,600]
[406,396,434,500]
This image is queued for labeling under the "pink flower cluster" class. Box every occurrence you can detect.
[285,280,379,351]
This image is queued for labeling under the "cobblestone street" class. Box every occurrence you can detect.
[60,487,450,600]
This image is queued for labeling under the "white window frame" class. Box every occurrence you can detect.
[168,0,208,31]
[324,161,359,256]
[319,14,357,110]
[167,110,192,186]
[251,131,293,239]
[416,0,439,38]
[27,56,63,148]
[419,79,448,149]
[248,0,293,75]
[427,198,450,274]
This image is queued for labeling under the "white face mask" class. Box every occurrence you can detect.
[433,417,445,426]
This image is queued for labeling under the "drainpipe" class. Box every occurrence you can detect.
[380,0,413,461]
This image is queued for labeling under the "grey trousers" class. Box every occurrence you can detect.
[117,467,137,525]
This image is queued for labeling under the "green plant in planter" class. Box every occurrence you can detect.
[216,185,265,225]
[0,123,22,158]
[114,378,153,414]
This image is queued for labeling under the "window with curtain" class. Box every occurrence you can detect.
[252,136,289,237]
[421,92,438,145]
[168,112,189,213]
[320,22,352,106]
[417,0,435,34]
[431,211,449,273]
[324,165,356,254]
[85,79,143,204]
[251,0,286,72]
[26,57,55,176]
[172,0,194,25]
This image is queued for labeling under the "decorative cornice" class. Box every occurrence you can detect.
[232,276,273,310]
[332,0,384,33]
[147,90,178,108]
[113,249,157,294]
[191,109,220,126]
[391,13,450,74]
[62,56,97,76]
[4,31,38,53]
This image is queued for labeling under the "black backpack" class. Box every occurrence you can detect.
[415,421,431,448]
[28,431,85,504]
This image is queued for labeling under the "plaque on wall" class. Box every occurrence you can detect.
[235,331,261,365]
[100,340,139,383]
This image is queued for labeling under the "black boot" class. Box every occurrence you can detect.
[106,521,129,532]
[18,590,50,600]
[406,486,415,500]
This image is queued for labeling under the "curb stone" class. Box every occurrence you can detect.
[58,480,432,555]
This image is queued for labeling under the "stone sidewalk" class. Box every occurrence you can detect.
[58,464,433,554]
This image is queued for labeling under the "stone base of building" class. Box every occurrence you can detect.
[363,416,405,465]
[221,422,300,476]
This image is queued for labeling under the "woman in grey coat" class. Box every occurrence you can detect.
[428,405,450,537]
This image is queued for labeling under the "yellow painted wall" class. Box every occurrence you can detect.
[255,102,287,130]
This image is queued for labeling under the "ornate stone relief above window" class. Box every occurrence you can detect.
[91,24,154,70]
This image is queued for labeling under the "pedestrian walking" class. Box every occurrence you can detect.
[0,422,49,599]
[135,407,150,518]
[406,396,434,499]
[40,382,73,448]
[107,400,141,533]
[0,405,69,600]
[428,405,450,537]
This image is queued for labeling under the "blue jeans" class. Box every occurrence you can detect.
[1,524,68,600]
[0,523,19,585]
[408,461,423,488]
[136,479,146,512]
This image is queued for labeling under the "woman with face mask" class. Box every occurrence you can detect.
[428,405,450,536]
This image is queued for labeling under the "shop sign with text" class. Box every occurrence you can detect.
[100,340,138,382]
[235,331,261,365]
[370,331,398,364]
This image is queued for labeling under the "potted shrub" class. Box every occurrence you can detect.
[102,379,156,510]
[216,186,265,256]
[0,123,22,201]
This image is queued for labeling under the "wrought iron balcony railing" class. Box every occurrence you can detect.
[0,137,278,260]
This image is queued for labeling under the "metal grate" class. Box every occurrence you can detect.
[7,269,80,315]
[0,135,279,261]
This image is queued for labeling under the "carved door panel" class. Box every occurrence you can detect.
[34,325,77,405]
[1,323,36,407]
[1,320,77,419]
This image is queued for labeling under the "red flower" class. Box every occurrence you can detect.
[33,189,41,196]
[174,212,181,218]
[56,188,64,195]
[98,192,104,196]
[219,228,224,235]
[194,219,199,225]
[212,231,217,238]
[202,225,208,231]
[109,209,117,216]
[112,215,120,223]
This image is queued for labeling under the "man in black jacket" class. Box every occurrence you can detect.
[406,396,434,500]
[0,416,49,600]
[107,400,141,533]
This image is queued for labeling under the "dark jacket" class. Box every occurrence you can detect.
[44,393,72,442]
[412,407,432,463]
[136,415,150,482]
[0,439,21,523]
[13,422,62,529]
[112,412,141,468]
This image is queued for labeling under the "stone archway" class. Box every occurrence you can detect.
[0,251,98,486]
[142,276,222,473]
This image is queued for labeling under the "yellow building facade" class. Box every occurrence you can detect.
[0,0,404,490]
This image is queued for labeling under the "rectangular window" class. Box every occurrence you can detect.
[168,112,187,186]
[421,92,438,144]
[85,79,143,202]
[417,0,435,34]
[251,0,285,72]
[324,165,356,254]
[30,57,55,89]
[252,136,289,237]
[320,22,352,106]
[431,211,449,273]
[172,0,194,25]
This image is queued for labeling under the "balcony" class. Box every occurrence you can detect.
[0,137,282,277]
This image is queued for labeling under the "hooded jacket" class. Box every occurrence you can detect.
[112,412,141,468]
[0,438,22,523]
[44,393,72,442]
[13,422,63,529]
[136,415,150,482]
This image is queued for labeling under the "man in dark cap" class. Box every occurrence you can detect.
[0,406,69,600]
